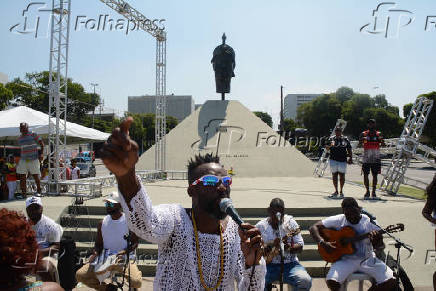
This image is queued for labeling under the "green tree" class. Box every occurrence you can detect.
[125,113,179,153]
[403,103,413,119]
[0,83,13,110]
[335,86,354,104]
[297,94,342,136]
[283,118,297,132]
[253,111,273,128]
[6,71,100,123]
[298,88,404,138]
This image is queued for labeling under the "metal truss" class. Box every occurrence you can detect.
[155,36,167,171]
[48,0,71,194]
[99,0,167,171]
[381,97,434,194]
[314,119,347,177]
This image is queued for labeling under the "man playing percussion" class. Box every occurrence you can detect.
[76,191,142,289]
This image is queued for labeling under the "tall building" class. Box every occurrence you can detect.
[128,95,195,122]
[283,94,321,120]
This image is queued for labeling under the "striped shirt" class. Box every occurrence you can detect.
[18,131,41,160]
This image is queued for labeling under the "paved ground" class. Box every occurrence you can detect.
[2,161,435,290]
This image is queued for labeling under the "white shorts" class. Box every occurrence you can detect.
[327,255,394,284]
[330,160,347,174]
[17,159,40,175]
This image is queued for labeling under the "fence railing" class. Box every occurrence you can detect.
[21,170,188,199]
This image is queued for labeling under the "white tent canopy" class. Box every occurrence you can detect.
[0,106,110,142]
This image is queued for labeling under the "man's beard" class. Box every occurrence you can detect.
[107,209,118,215]
[201,198,227,220]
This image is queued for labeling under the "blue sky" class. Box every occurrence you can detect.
[1,0,436,127]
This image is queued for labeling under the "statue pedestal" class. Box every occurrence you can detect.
[138,100,313,177]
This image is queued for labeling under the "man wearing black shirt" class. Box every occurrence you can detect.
[326,127,353,198]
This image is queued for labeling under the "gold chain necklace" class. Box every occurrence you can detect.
[192,210,224,291]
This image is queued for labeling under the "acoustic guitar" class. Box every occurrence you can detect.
[263,228,301,264]
[318,223,404,263]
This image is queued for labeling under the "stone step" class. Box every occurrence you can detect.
[63,228,318,244]
[127,260,329,277]
[75,242,322,261]
[60,215,324,230]
[67,206,342,217]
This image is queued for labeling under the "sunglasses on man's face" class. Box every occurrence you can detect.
[190,175,232,187]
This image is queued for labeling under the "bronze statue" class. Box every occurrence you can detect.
[211,33,235,100]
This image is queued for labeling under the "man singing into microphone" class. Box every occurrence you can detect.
[256,198,312,290]
[100,118,266,290]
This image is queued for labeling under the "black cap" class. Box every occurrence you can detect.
[368,119,376,124]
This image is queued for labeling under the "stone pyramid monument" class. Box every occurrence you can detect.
[137,100,313,177]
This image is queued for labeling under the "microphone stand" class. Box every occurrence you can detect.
[276,214,285,291]
[369,219,413,290]
[117,233,131,290]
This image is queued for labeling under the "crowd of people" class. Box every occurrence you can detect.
[0,118,435,290]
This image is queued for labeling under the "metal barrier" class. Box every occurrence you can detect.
[22,170,188,198]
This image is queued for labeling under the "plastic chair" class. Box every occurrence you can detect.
[340,272,375,291]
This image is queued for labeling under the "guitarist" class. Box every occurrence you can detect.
[309,197,396,291]
[256,198,312,290]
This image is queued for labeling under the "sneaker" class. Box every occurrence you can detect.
[35,193,43,197]
[363,192,370,200]
[328,192,339,199]
[339,193,344,199]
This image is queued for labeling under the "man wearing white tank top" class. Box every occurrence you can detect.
[76,191,142,289]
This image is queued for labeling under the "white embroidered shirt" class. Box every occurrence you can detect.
[119,184,266,291]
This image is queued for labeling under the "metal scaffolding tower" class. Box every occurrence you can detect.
[155,35,167,171]
[381,97,434,194]
[99,0,167,171]
[48,0,71,193]
[314,119,347,177]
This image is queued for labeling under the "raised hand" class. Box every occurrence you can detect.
[100,117,140,203]
[100,117,139,178]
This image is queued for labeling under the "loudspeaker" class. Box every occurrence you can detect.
[58,236,77,290]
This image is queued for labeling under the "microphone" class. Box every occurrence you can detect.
[361,208,376,221]
[219,198,244,226]
[275,212,285,258]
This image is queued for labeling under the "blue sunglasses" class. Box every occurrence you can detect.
[191,175,232,187]
[105,201,116,208]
